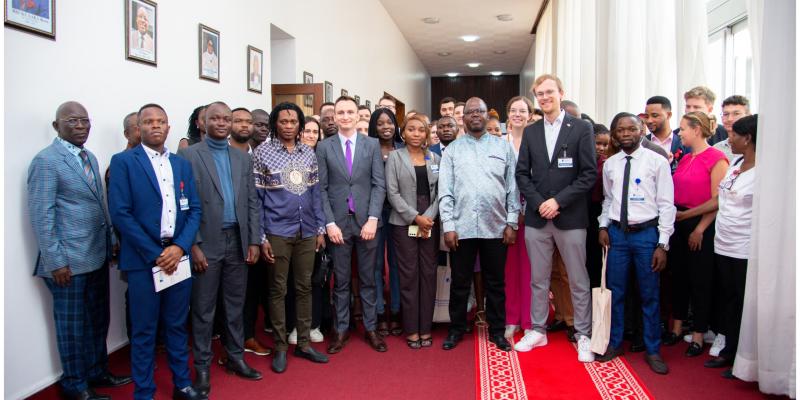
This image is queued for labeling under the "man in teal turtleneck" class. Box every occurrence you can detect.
[177,102,262,395]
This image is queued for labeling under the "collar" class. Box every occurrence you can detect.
[142,144,169,159]
[338,132,357,145]
[206,136,229,151]
[650,131,673,143]
[56,137,84,156]
[544,110,565,127]
[277,141,305,153]
[619,145,646,161]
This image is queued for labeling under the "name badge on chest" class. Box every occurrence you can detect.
[629,178,645,203]
[179,181,190,211]
[557,157,573,168]
[430,164,439,174]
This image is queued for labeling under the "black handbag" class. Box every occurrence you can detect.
[311,248,332,287]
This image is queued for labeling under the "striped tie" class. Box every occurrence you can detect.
[79,150,96,190]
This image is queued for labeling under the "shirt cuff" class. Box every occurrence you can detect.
[326,222,337,228]
[658,232,671,246]
[317,227,326,235]
[442,220,455,233]
[506,212,519,225]
[368,216,378,221]
[261,234,269,244]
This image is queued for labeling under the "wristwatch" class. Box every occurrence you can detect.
[508,222,519,231]
[657,243,669,251]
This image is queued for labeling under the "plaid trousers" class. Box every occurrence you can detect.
[44,266,110,393]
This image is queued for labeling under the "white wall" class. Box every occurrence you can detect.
[3,1,428,398]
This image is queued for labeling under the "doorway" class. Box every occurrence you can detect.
[384,91,405,127]
[272,83,324,117]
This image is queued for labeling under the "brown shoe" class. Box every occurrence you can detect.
[327,331,350,354]
[244,338,272,356]
[365,331,388,352]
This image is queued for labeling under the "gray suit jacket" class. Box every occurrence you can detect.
[178,142,260,260]
[27,138,112,277]
[317,133,386,228]
[385,147,440,226]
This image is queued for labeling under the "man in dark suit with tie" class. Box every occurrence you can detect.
[514,75,597,363]
[429,116,457,156]
[177,102,262,395]
[28,101,132,400]
[108,104,205,400]
[317,95,387,354]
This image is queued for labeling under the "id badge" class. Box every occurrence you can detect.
[408,225,419,237]
[629,194,646,203]
[430,164,439,174]
[557,157,573,168]
[179,196,189,211]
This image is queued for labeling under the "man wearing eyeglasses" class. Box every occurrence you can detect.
[28,101,132,400]
[515,74,597,363]
[713,95,751,163]
[378,95,397,114]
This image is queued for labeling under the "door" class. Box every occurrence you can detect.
[384,91,405,127]
[272,83,324,116]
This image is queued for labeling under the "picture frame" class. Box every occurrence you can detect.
[124,0,157,65]
[354,95,360,105]
[341,89,349,97]
[303,71,313,84]
[198,24,220,82]
[365,100,371,111]
[303,71,313,107]
[247,45,263,93]
[4,0,55,39]
[324,81,333,103]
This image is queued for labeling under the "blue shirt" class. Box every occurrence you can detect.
[253,141,326,240]
[438,132,521,239]
[206,137,238,227]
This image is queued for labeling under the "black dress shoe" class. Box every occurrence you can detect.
[704,356,733,369]
[225,358,262,380]
[663,332,681,346]
[272,350,288,373]
[645,354,669,375]
[193,368,210,396]
[721,368,734,379]
[442,333,463,350]
[547,319,567,332]
[685,342,703,357]
[173,385,208,400]
[596,346,624,362]
[294,346,329,363]
[64,388,110,400]
[566,326,577,343]
[88,371,133,388]
[629,338,646,353]
[489,335,512,352]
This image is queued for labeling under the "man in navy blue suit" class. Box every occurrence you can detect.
[108,104,204,400]
[429,116,457,156]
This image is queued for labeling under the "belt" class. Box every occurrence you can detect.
[610,218,658,233]
[160,237,173,247]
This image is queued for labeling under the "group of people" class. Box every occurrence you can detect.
[28,73,758,400]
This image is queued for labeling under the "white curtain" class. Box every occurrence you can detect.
[732,0,796,397]
[745,0,763,106]
[673,0,710,114]
[533,1,555,83]
[554,0,597,119]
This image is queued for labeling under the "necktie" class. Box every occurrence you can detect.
[345,140,355,213]
[620,155,632,231]
[79,150,96,191]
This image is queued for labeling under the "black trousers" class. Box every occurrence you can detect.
[243,258,270,339]
[716,254,748,360]
[669,212,716,333]
[586,200,604,288]
[449,238,507,337]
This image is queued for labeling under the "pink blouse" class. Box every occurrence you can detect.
[673,147,728,208]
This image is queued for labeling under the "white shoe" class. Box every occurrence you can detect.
[514,330,547,352]
[504,325,520,340]
[577,335,595,363]
[683,333,692,343]
[709,334,726,357]
[310,328,324,343]
[288,328,298,345]
[684,330,716,344]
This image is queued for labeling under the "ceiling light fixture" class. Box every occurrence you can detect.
[493,50,507,54]
[496,14,513,22]
[467,63,481,68]
[446,72,459,77]
[437,51,451,56]
[421,17,440,24]
[460,35,479,42]
[490,71,503,76]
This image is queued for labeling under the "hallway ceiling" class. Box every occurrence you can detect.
[379,0,541,77]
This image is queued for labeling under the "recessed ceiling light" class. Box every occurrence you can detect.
[490,71,503,76]
[437,51,451,56]
[467,63,481,68]
[496,14,513,21]
[446,72,459,77]
[461,35,479,42]
[493,50,507,54]
[422,17,440,24]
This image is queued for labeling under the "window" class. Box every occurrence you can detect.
[707,18,756,112]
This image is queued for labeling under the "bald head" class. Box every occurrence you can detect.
[463,97,488,135]
[53,101,90,146]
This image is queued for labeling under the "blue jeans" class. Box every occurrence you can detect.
[376,207,400,314]
[607,224,661,355]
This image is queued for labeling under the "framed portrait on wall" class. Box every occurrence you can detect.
[365,100,371,111]
[4,0,55,39]
[341,89,348,97]
[354,95,360,105]
[303,71,313,84]
[303,71,313,106]
[247,45,262,93]
[199,24,220,82]
[324,81,333,103]
[125,0,156,65]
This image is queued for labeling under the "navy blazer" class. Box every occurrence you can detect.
[108,145,201,271]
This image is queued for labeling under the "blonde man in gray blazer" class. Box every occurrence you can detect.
[385,115,441,349]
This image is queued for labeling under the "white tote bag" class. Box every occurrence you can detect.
[432,256,452,323]
[590,247,612,354]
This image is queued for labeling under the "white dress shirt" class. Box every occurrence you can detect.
[599,145,676,244]
[142,145,177,239]
[543,109,565,161]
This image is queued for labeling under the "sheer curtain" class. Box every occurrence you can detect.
[533,2,555,82]
[732,0,796,397]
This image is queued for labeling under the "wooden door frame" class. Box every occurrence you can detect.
[272,83,324,114]
[384,91,405,127]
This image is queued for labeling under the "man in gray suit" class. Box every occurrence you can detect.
[28,101,131,400]
[317,95,387,354]
[177,102,262,395]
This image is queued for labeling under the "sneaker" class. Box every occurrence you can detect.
[288,328,298,345]
[513,330,547,352]
[504,325,520,340]
[310,328,324,343]
[709,334,726,357]
[683,330,716,344]
[577,335,595,363]
[244,338,272,356]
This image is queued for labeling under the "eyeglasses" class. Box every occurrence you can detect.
[60,118,91,127]
[720,169,742,191]
[463,108,486,116]
[721,111,745,119]
[534,89,557,98]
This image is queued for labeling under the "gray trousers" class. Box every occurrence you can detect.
[525,222,592,337]
[191,228,247,369]
[332,215,378,333]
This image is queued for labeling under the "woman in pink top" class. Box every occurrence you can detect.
[665,112,729,356]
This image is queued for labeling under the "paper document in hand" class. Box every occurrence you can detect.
[152,256,191,292]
